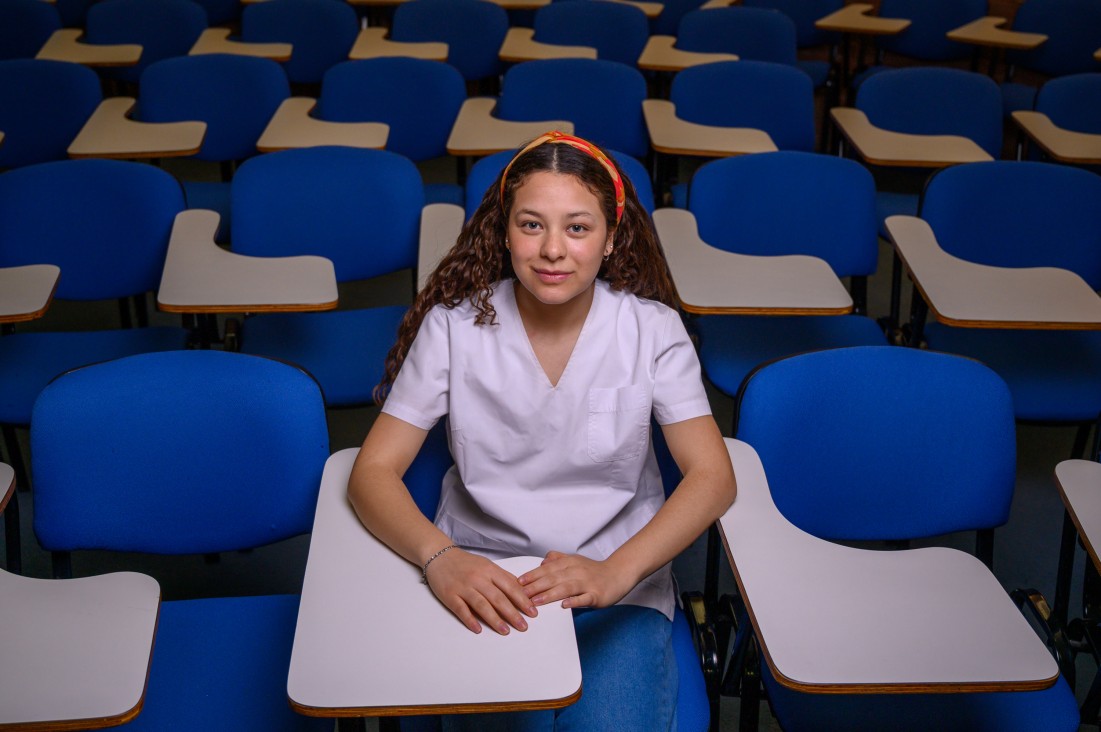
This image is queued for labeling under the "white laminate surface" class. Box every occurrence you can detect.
[35,29,142,66]
[189,28,292,60]
[446,98,574,156]
[831,107,993,167]
[418,203,465,293]
[643,99,777,157]
[348,27,449,61]
[1055,460,1101,575]
[0,569,161,727]
[499,28,597,62]
[1012,111,1101,165]
[719,438,1060,691]
[156,209,339,313]
[636,35,737,71]
[0,264,60,324]
[814,3,910,34]
[946,16,1048,50]
[67,97,206,159]
[653,208,852,315]
[256,98,389,152]
[886,215,1101,329]
[287,448,582,715]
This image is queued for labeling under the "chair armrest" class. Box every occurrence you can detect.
[814,3,910,34]
[35,29,142,66]
[447,98,574,157]
[637,35,737,71]
[0,264,60,324]
[189,28,292,61]
[499,28,596,62]
[946,17,1048,50]
[643,99,777,157]
[1012,111,1101,165]
[257,98,390,153]
[349,27,448,61]
[830,107,992,167]
[418,203,465,293]
[67,98,206,159]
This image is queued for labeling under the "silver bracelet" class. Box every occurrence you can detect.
[422,544,456,584]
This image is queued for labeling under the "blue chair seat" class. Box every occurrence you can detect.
[0,329,188,425]
[240,306,407,407]
[671,604,709,731]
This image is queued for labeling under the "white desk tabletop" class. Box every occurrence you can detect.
[499,28,597,63]
[636,35,738,72]
[0,264,60,324]
[35,29,142,67]
[814,3,910,35]
[1055,460,1101,576]
[886,215,1101,329]
[418,203,465,293]
[189,28,292,61]
[643,99,777,157]
[653,208,852,315]
[0,568,161,729]
[831,107,993,167]
[256,98,389,153]
[1012,111,1101,165]
[446,98,574,157]
[946,16,1048,50]
[287,448,582,717]
[348,27,449,61]
[67,98,206,160]
[719,438,1060,692]
[157,209,339,314]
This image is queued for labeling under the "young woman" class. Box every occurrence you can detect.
[348,132,736,730]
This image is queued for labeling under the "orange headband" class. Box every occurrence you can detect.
[499,131,626,225]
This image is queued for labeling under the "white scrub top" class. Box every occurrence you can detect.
[381,278,711,619]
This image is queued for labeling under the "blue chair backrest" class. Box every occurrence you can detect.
[0,159,184,300]
[138,54,290,162]
[391,0,509,82]
[742,0,842,48]
[650,0,706,35]
[242,0,358,85]
[464,147,655,220]
[0,0,60,60]
[1007,0,1101,77]
[402,421,453,520]
[735,346,1016,540]
[688,151,878,278]
[1035,73,1101,134]
[31,350,329,554]
[920,160,1101,289]
[670,60,815,152]
[497,58,649,159]
[676,6,798,65]
[534,0,650,66]
[875,0,986,61]
[319,58,467,162]
[857,67,1002,157]
[84,0,207,84]
[231,146,424,283]
[0,59,100,169]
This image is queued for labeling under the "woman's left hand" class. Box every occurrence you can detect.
[517,551,636,609]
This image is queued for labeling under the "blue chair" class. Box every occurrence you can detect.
[0,59,100,170]
[390,0,509,86]
[742,0,842,52]
[241,0,359,87]
[649,0,706,36]
[0,0,60,60]
[83,0,207,86]
[1033,73,1101,135]
[730,345,1080,732]
[496,58,649,160]
[233,147,423,408]
[0,160,190,486]
[30,349,331,732]
[532,0,650,66]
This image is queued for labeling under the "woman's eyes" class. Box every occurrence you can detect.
[517,222,591,234]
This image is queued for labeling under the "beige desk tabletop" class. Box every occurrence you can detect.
[0,264,60,324]
[1055,460,1101,576]
[636,35,737,71]
[946,16,1047,50]
[1012,111,1101,165]
[486,0,551,10]
[653,208,852,315]
[886,214,1101,330]
[719,438,1060,693]
[35,29,142,67]
[188,28,292,61]
[157,209,339,314]
[68,98,206,160]
[605,0,662,18]
[644,99,777,157]
[287,448,582,717]
[698,0,735,8]
[349,27,448,61]
[256,98,389,152]
[418,203,465,293]
[447,98,574,157]
[815,3,910,35]
[831,107,992,167]
[499,28,597,63]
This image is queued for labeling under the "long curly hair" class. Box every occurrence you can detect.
[374,137,680,402]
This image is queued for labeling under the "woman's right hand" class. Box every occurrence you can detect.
[424,547,539,635]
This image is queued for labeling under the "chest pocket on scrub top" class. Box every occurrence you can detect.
[587,385,650,463]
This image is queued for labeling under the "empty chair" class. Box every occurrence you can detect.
[1034,73,1101,135]
[83,0,207,86]
[0,59,100,170]
[390,0,509,86]
[241,0,359,87]
[30,349,331,731]
[532,0,651,66]
[743,0,842,53]
[0,0,60,60]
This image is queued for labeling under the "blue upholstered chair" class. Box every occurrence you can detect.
[390,0,509,86]
[0,59,100,170]
[30,349,331,731]
[532,0,650,66]
[241,0,359,86]
[0,0,60,60]
[83,0,207,86]
[1023,73,1101,169]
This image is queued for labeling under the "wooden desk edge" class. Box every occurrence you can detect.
[0,466,13,515]
[157,298,339,315]
[680,302,853,316]
[831,109,991,168]
[0,289,58,325]
[1012,111,1101,165]
[289,685,582,717]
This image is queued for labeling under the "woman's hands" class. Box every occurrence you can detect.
[424,547,538,635]
[517,551,636,610]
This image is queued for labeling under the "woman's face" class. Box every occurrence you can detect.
[507,171,612,310]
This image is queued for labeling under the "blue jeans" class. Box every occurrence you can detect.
[438,604,677,732]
